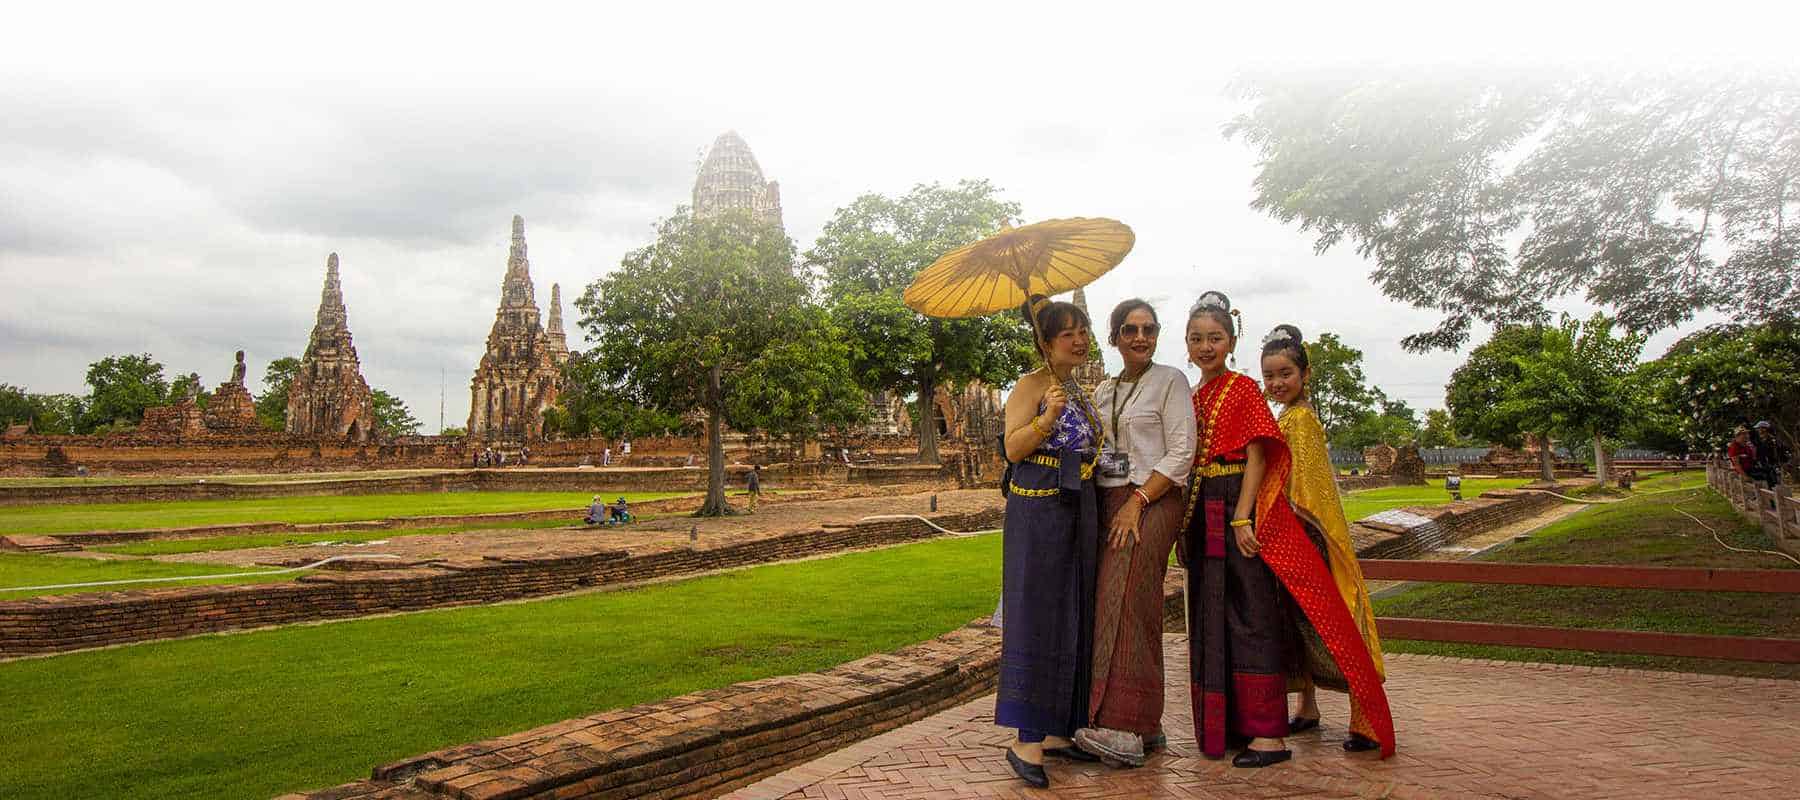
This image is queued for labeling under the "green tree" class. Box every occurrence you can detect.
[168,372,209,409]
[79,353,169,433]
[369,389,420,438]
[549,350,689,440]
[0,384,34,428]
[1304,332,1380,437]
[1637,321,1800,468]
[577,208,853,515]
[1446,326,1556,480]
[1420,408,1466,448]
[1228,70,1800,351]
[1331,392,1421,450]
[255,357,301,431]
[1501,314,1647,484]
[805,180,1036,464]
[724,310,869,445]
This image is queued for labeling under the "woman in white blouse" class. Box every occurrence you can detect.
[1073,299,1196,767]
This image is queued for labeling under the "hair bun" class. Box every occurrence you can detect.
[1021,293,1050,330]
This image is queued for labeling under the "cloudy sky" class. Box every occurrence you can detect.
[3,2,1792,430]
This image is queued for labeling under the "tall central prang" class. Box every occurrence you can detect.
[467,215,569,442]
[693,130,784,231]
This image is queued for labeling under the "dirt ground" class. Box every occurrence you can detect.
[154,487,1005,567]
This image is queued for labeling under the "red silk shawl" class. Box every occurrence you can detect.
[1191,371,1396,758]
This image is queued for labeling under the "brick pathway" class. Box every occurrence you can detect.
[724,637,1800,800]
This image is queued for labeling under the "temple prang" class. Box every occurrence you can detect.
[286,253,376,442]
[467,216,565,442]
[693,130,784,231]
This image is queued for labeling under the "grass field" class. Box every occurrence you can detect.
[1340,477,1531,521]
[1374,471,1800,679]
[0,553,295,599]
[0,491,695,535]
[90,518,581,556]
[0,533,1003,800]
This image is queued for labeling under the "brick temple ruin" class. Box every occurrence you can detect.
[693,130,783,229]
[286,253,376,443]
[467,216,570,442]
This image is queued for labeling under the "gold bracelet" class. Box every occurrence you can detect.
[1028,416,1051,437]
[1229,518,1253,528]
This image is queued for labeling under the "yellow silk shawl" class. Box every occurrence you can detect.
[1279,404,1385,679]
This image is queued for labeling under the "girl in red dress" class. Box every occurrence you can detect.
[1178,291,1395,767]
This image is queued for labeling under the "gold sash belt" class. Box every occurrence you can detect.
[1196,462,1246,478]
[1024,453,1095,480]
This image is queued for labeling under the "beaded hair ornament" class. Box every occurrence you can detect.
[1189,291,1243,365]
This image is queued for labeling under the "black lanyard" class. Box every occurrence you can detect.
[1109,370,1147,443]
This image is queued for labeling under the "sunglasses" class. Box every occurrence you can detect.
[1117,322,1161,339]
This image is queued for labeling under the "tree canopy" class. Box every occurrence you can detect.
[1446,325,1554,478]
[79,353,169,433]
[1633,321,1800,459]
[805,179,1035,463]
[547,350,689,440]
[1228,70,1800,351]
[1304,332,1379,437]
[370,389,420,437]
[578,208,859,515]
[255,357,301,432]
[1501,314,1647,483]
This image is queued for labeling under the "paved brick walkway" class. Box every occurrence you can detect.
[724,636,1800,799]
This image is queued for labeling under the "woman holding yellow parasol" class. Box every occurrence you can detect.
[905,217,1133,789]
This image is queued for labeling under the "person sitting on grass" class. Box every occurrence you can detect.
[584,495,607,526]
[609,497,631,524]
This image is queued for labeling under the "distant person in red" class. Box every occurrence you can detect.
[1727,427,1758,477]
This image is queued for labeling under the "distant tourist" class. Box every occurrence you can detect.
[520,446,530,465]
[995,294,1100,789]
[1260,324,1387,755]
[472,451,482,469]
[1751,421,1788,487]
[603,447,612,466]
[1728,427,1758,478]
[610,496,631,524]
[745,465,762,512]
[621,440,632,457]
[584,496,606,525]
[1176,292,1392,768]
[1071,298,1193,768]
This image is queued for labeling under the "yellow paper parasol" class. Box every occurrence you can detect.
[902,217,1135,318]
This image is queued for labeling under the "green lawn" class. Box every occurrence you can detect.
[0,491,694,535]
[0,553,296,600]
[1341,477,1531,521]
[1375,471,1800,678]
[0,533,1003,800]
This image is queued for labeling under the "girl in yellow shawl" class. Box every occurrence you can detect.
[1260,324,1386,753]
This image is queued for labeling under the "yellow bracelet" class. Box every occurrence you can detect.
[1230,518,1253,528]
[1029,417,1051,437]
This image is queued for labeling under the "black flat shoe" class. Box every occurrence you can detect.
[1045,746,1099,762]
[1231,748,1293,768]
[1288,716,1320,733]
[1006,747,1050,788]
[1343,734,1380,752]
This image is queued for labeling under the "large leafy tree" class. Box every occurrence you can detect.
[1501,314,1647,484]
[805,180,1036,464]
[1446,326,1555,480]
[724,309,869,445]
[1228,70,1799,351]
[1304,332,1380,437]
[1419,408,1467,448]
[0,384,34,428]
[370,389,421,437]
[1636,321,1800,468]
[255,356,301,431]
[548,350,689,440]
[1330,393,1421,451]
[578,208,855,515]
[79,353,169,433]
